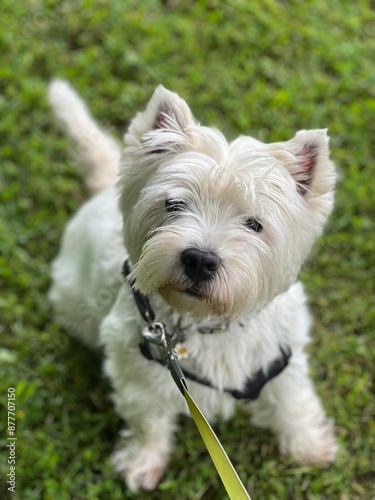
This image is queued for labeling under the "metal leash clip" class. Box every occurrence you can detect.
[142,322,187,395]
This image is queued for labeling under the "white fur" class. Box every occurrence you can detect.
[49,80,337,492]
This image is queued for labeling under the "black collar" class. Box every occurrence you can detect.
[122,259,291,400]
[122,260,155,323]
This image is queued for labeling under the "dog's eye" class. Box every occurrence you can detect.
[165,199,188,213]
[245,219,263,233]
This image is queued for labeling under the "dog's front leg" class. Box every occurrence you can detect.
[111,402,177,492]
[250,350,337,466]
[100,288,184,492]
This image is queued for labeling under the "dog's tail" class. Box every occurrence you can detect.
[48,79,121,194]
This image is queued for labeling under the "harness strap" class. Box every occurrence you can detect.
[140,341,291,400]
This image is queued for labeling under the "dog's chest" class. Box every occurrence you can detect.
[147,299,275,391]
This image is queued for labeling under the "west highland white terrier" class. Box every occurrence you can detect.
[48,79,337,492]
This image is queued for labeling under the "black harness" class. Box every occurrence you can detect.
[122,260,291,400]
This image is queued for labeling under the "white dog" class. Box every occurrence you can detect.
[48,80,337,492]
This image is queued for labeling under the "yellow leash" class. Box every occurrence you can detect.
[142,321,251,499]
[182,381,251,499]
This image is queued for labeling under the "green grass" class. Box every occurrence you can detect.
[1,1,374,498]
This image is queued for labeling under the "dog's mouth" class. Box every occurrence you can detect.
[158,284,231,317]
[164,285,206,301]
[182,287,204,300]
[158,284,210,307]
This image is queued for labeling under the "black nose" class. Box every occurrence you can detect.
[180,248,220,283]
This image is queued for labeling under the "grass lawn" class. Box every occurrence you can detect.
[1,1,374,498]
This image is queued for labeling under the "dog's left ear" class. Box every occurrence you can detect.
[273,129,335,198]
[125,86,196,153]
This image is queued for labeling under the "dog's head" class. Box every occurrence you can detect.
[118,86,335,318]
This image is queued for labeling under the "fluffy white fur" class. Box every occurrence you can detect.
[48,80,337,492]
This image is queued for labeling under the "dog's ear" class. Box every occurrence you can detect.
[148,85,195,133]
[271,129,335,198]
[285,129,334,196]
[125,86,196,153]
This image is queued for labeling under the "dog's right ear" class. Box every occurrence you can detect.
[148,85,195,132]
[125,86,196,154]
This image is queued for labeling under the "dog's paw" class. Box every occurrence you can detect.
[279,418,338,466]
[112,438,171,492]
